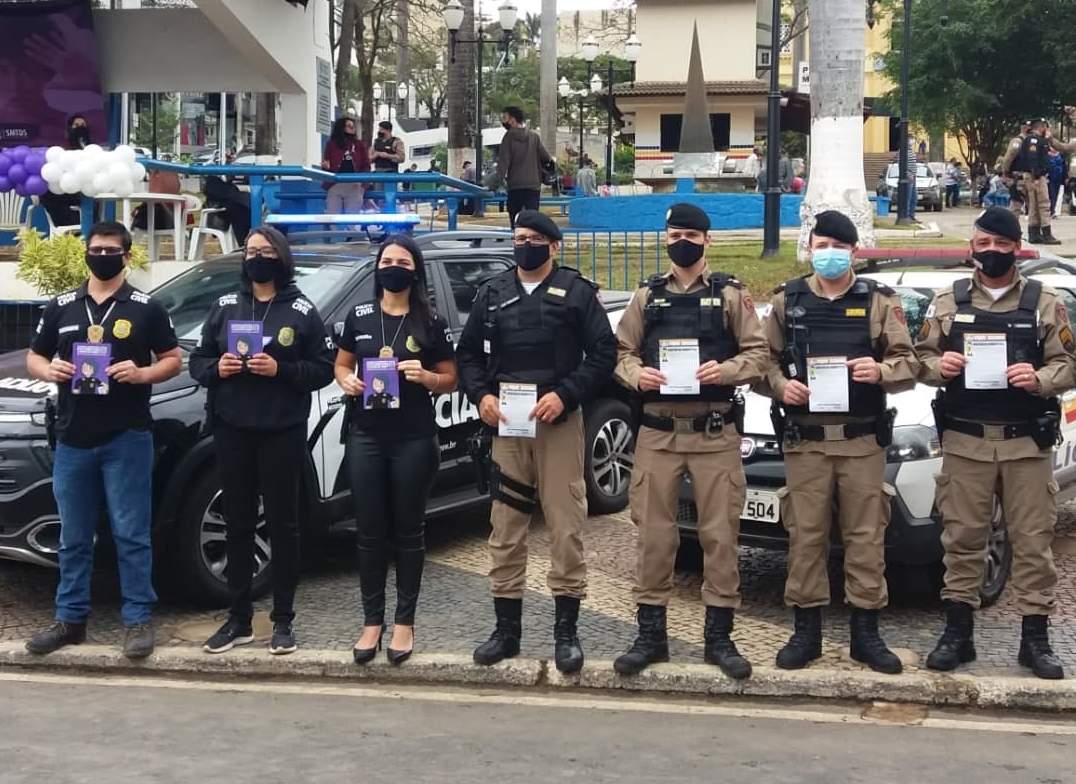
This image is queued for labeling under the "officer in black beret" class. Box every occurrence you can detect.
[917,205,1075,679]
[456,209,616,673]
[612,202,768,679]
[757,209,918,675]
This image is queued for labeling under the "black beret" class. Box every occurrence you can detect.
[665,202,710,232]
[811,210,858,245]
[974,206,1022,241]
[514,209,562,241]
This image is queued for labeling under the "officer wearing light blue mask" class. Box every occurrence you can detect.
[755,209,919,676]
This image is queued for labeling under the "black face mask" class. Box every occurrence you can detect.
[244,256,278,284]
[667,239,705,268]
[377,265,416,293]
[86,252,125,281]
[514,243,550,271]
[344,130,356,138]
[973,249,1017,278]
[68,127,90,148]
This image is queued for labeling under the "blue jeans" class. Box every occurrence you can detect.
[53,429,156,626]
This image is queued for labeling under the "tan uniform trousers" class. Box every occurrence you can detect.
[1011,174,1051,228]
[935,451,1057,615]
[630,426,745,608]
[488,409,587,599]
[782,449,892,609]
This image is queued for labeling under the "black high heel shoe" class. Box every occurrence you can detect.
[353,626,384,665]
[386,626,414,665]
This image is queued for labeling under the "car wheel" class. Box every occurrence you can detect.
[174,469,272,607]
[979,498,1012,607]
[584,398,634,515]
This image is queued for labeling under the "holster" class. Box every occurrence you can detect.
[931,390,946,439]
[875,407,897,448]
[779,346,804,381]
[731,392,746,436]
[44,396,57,450]
[489,460,536,514]
[1032,400,1063,450]
[770,401,787,451]
[466,425,493,495]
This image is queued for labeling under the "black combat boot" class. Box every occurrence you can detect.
[473,597,522,666]
[1018,615,1065,680]
[775,606,823,670]
[613,604,670,676]
[553,596,585,673]
[1039,226,1063,245]
[925,601,976,671]
[25,621,87,655]
[1028,225,1043,244]
[849,608,903,674]
[703,607,752,680]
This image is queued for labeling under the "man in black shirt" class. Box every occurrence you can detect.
[24,221,181,659]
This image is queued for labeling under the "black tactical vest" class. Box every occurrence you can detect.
[373,135,400,172]
[482,266,584,387]
[783,276,885,418]
[1013,134,1049,178]
[640,273,739,403]
[943,278,1048,423]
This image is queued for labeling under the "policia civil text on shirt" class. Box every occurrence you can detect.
[759,210,919,675]
[456,209,617,673]
[916,207,1074,680]
[189,226,335,657]
[334,235,458,666]
[613,203,769,680]
[1002,118,1061,245]
[25,221,182,660]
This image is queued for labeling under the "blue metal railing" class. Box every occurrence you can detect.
[559,228,668,291]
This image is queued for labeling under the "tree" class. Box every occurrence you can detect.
[876,0,1076,170]
[446,0,476,175]
[799,0,875,253]
[133,95,179,153]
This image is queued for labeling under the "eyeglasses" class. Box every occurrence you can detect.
[87,246,125,255]
[244,249,279,260]
[512,237,550,247]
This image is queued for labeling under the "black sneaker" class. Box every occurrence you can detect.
[123,622,155,659]
[269,623,297,655]
[202,619,254,654]
[25,621,87,655]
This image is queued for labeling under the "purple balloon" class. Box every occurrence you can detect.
[24,175,46,196]
[0,176,10,192]
[14,182,29,198]
[7,164,26,185]
[24,156,43,176]
[0,154,10,176]
[10,145,30,162]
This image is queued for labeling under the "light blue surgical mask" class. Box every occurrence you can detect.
[811,247,852,280]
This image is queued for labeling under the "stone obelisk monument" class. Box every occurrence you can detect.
[673,23,722,180]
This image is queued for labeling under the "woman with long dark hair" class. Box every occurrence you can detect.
[334,234,458,664]
[189,226,335,656]
[322,116,370,214]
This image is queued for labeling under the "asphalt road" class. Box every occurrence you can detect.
[3,672,1074,784]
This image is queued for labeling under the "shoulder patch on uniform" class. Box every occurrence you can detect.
[219,293,238,307]
[56,290,78,307]
[130,291,151,304]
[892,305,907,325]
[918,321,931,340]
[1056,301,1071,326]
[292,298,312,316]
[354,302,375,318]
[1060,325,1075,352]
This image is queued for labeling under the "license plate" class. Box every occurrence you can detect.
[742,488,780,523]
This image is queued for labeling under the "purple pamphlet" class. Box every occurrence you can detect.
[362,357,400,410]
[71,342,110,396]
[227,321,262,367]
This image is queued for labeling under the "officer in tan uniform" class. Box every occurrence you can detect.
[613,203,768,679]
[1002,119,1060,245]
[759,210,918,675]
[917,206,1072,680]
[456,210,617,673]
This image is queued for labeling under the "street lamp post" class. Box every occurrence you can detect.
[558,76,586,174]
[444,0,518,188]
[761,0,782,258]
[579,34,640,189]
[372,82,383,123]
[397,81,410,123]
[895,0,914,225]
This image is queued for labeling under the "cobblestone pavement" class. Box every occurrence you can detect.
[2,503,1074,677]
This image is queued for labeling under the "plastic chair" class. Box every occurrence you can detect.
[188,195,238,261]
[0,191,32,233]
[29,195,81,238]
[122,192,189,262]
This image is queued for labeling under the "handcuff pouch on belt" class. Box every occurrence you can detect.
[875,407,897,448]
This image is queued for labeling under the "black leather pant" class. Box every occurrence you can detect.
[347,431,440,625]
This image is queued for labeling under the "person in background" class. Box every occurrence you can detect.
[1047,148,1065,218]
[24,221,182,659]
[943,158,961,209]
[742,147,762,186]
[494,106,554,228]
[577,158,598,197]
[189,226,335,656]
[460,161,476,184]
[39,115,91,227]
[334,235,458,665]
[371,121,406,175]
[322,116,370,214]
[67,115,90,150]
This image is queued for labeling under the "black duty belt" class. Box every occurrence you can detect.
[641,411,725,435]
[944,418,1033,440]
[791,420,877,442]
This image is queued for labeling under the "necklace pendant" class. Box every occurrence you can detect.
[87,324,105,344]
[378,346,395,359]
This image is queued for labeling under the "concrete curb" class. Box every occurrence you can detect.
[2,642,1074,712]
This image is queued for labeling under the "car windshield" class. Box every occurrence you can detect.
[153,259,354,342]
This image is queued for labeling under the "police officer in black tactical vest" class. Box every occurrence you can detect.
[456,210,617,673]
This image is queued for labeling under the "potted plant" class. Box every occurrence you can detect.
[15,229,148,297]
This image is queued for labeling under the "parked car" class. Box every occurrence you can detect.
[0,232,635,605]
[676,258,1076,605]
[878,163,944,212]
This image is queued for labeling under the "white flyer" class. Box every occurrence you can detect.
[807,356,849,413]
[658,338,701,395]
[963,333,1008,390]
[498,382,537,438]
